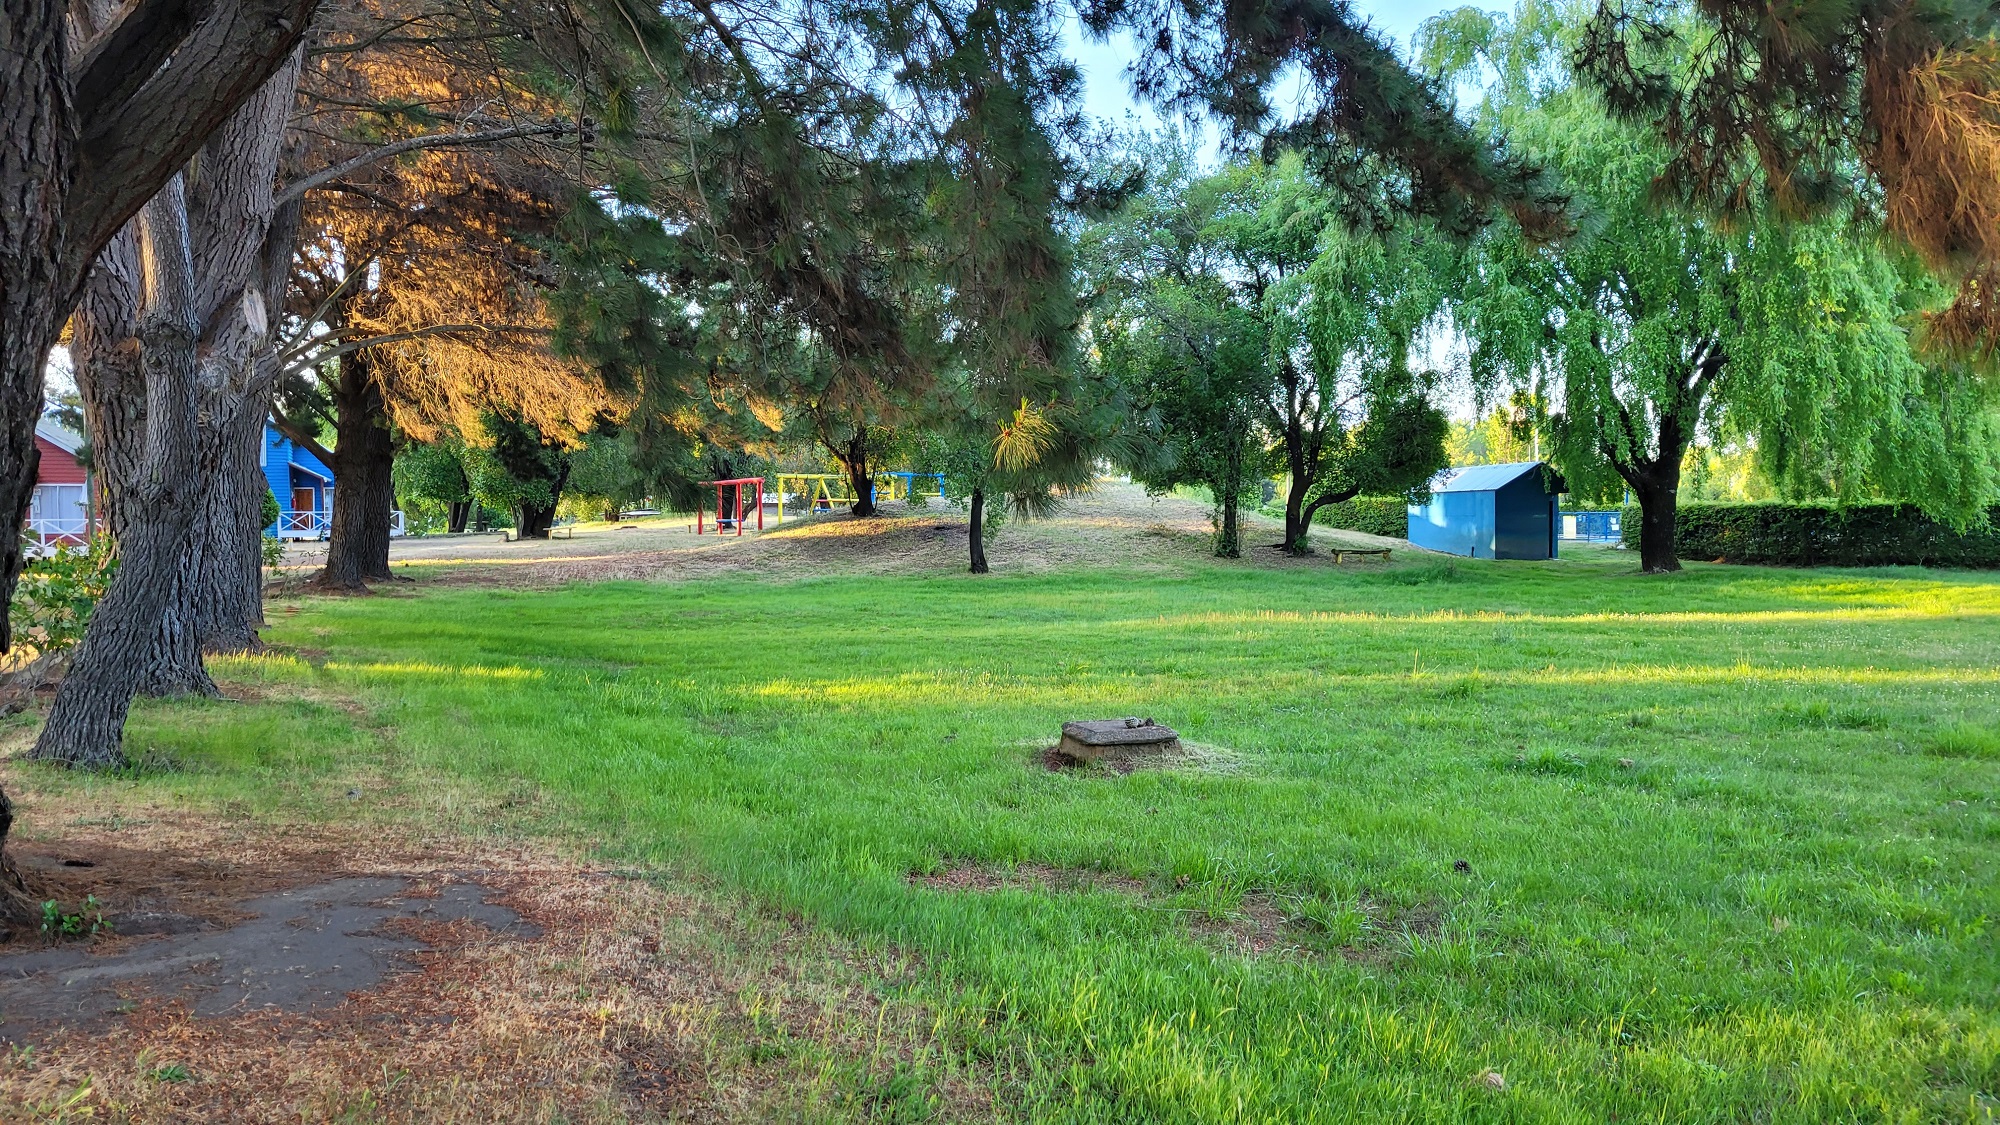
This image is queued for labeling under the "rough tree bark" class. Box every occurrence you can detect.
[33,179,206,767]
[1609,347,1721,576]
[1215,441,1244,560]
[1279,478,1357,558]
[0,0,316,922]
[1629,475,1681,574]
[514,492,561,539]
[1268,356,1334,556]
[73,229,147,540]
[311,350,398,590]
[72,56,302,692]
[0,0,72,656]
[0,0,319,651]
[967,487,990,574]
[448,500,472,533]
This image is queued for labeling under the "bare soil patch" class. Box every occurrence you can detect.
[275,483,1416,590]
[1037,738,1243,776]
[0,804,997,1123]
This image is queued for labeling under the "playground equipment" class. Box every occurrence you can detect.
[877,471,946,503]
[696,477,765,535]
[773,473,851,522]
[771,472,948,522]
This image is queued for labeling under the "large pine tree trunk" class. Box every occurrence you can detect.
[74,229,147,540]
[81,59,298,683]
[968,487,989,574]
[34,180,206,768]
[192,398,281,652]
[312,350,396,590]
[0,0,73,657]
[134,396,274,695]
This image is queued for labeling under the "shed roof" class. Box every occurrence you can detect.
[1427,461,1553,494]
[35,418,84,456]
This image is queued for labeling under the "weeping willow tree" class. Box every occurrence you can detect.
[1085,147,1454,557]
[1575,0,2000,358]
[1436,1,2000,573]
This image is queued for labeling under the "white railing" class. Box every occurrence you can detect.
[26,516,92,540]
[276,510,331,539]
[24,517,93,558]
[273,510,407,539]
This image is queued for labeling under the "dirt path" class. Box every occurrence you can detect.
[274,481,1415,588]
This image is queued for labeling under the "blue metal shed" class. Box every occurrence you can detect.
[1406,461,1564,560]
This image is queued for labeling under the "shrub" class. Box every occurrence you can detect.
[10,537,116,655]
[1313,496,1409,538]
[1621,501,2000,568]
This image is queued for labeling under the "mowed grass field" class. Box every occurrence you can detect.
[42,547,2000,1122]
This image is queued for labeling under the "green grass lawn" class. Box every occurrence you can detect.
[41,548,2000,1121]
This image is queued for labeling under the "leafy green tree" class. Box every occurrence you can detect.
[394,439,476,534]
[1098,281,1267,557]
[1092,151,1453,556]
[1447,399,1540,467]
[468,411,573,538]
[1084,144,1268,556]
[565,430,651,522]
[1436,2,2000,572]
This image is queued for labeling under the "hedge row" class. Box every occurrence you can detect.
[1621,501,2000,568]
[1313,495,1409,538]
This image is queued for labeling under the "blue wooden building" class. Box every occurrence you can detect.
[1406,461,1564,560]
[263,423,335,539]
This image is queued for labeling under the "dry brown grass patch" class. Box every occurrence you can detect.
[0,807,1001,1124]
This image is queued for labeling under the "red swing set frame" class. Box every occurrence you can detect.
[695,477,765,536]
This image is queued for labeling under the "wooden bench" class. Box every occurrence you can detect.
[1330,548,1392,563]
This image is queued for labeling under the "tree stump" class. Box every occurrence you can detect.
[1057,717,1180,762]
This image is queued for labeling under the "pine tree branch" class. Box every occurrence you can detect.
[274,121,572,207]
[276,323,547,381]
[270,414,337,469]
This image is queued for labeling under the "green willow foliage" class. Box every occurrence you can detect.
[1086,147,1451,557]
[1086,143,1270,557]
[1430,0,2000,572]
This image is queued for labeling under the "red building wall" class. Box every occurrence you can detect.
[34,436,87,485]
